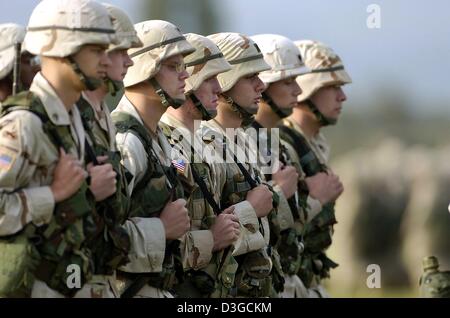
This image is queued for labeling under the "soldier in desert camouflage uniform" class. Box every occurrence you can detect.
[279,40,351,297]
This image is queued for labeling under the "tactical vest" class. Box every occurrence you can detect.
[246,121,288,295]
[191,159,240,298]
[76,97,131,276]
[160,122,238,298]
[278,123,338,287]
[218,136,279,297]
[0,91,104,297]
[112,111,184,292]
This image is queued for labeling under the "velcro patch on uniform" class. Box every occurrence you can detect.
[0,146,17,172]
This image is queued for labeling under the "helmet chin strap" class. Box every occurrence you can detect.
[262,92,293,119]
[222,94,255,127]
[189,93,215,121]
[305,99,336,126]
[67,56,103,91]
[148,77,185,109]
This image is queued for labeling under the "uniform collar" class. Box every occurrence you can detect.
[284,116,330,163]
[160,112,189,142]
[30,72,73,126]
[199,119,227,144]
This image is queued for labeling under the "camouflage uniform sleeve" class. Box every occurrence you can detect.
[200,130,267,256]
[115,131,148,195]
[306,196,322,222]
[0,112,55,236]
[231,200,267,256]
[180,230,214,270]
[271,183,295,231]
[212,163,266,256]
[115,131,166,272]
[172,157,216,270]
[119,217,166,273]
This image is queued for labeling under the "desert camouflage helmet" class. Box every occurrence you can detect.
[0,24,25,80]
[101,3,142,95]
[123,20,194,88]
[23,0,117,91]
[183,33,231,120]
[24,0,116,58]
[251,33,306,118]
[207,32,270,93]
[208,32,270,126]
[251,34,306,84]
[295,40,351,103]
[123,20,194,108]
[184,33,231,93]
[102,3,142,52]
[295,40,352,125]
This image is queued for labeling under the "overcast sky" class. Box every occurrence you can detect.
[2,0,450,116]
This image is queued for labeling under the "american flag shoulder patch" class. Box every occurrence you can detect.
[0,147,17,172]
[171,158,186,174]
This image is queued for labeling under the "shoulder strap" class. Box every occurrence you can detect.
[278,125,325,177]
[1,91,69,152]
[190,166,222,215]
[77,96,95,131]
[112,111,155,191]
[112,111,154,151]
[222,134,259,189]
[112,111,181,198]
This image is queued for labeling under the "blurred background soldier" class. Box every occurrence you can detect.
[328,140,411,294]
[0,23,40,102]
[419,256,450,298]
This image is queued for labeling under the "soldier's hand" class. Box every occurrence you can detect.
[211,206,240,251]
[51,148,86,203]
[87,156,117,202]
[160,198,190,240]
[246,184,273,218]
[272,165,299,199]
[328,171,344,200]
[305,172,344,205]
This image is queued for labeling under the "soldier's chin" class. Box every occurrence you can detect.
[245,104,259,115]
[327,117,339,126]
[172,92,186,101]
[207,109,217,118]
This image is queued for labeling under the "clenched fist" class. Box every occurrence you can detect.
[51,148,86,203]
[160,198,190,240]
[211,206,240,251]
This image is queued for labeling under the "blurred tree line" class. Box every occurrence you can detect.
[327,88,450,159]
[137,0,225,35]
